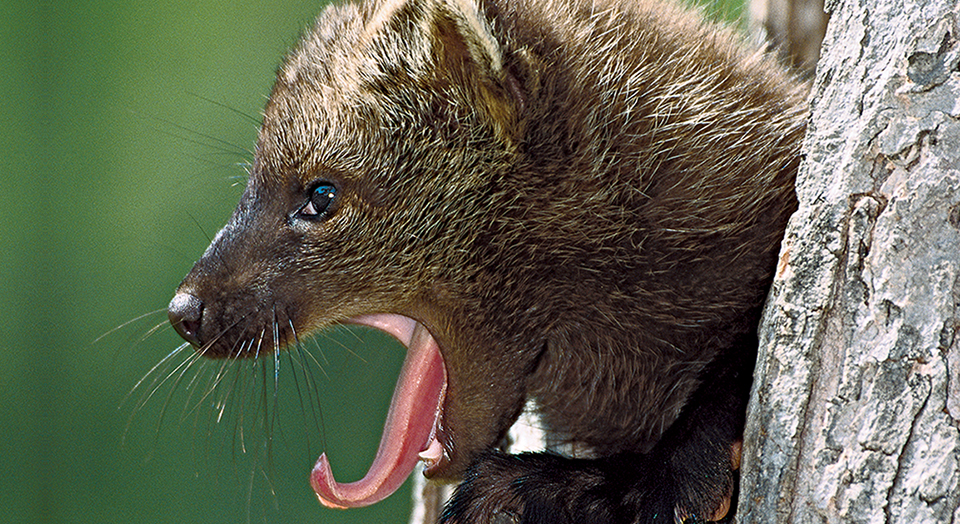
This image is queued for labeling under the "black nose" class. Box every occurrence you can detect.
[168,293,204,347]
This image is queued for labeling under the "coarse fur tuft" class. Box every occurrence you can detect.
[168,0,807,521]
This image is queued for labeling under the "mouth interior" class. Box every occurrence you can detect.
[310,314,448,509]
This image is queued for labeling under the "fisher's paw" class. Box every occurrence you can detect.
[440,447,738,524]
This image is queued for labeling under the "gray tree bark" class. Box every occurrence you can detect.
[738,0,960,522]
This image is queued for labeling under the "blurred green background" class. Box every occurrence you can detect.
[1,0,742,523]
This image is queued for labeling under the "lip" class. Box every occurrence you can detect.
[309,314,450,508]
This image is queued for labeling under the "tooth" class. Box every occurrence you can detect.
[418,438,444,464]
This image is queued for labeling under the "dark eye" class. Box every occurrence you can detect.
[299,183,338,218]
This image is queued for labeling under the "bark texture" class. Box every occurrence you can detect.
[738,0,960,522]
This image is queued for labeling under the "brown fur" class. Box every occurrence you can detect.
[169,0,807,520]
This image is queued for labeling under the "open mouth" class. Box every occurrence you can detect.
[310,314,449,509]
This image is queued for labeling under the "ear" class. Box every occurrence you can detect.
[360,0,504,76]
[360,0,524,141]
[434,0,505,77]
[431,0,527,136]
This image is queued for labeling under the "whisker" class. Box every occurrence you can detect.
[187,321,249,420]
[319,327,368,364]
[121,342,194,445]
[272,309,283,448]
[272,308,281,362]
[136,319,175,345]
[247,325,273,456]
[340,323,367,344]
[186,211,213,244]
[295,346,326,447]
[134,344,202,414]
[270,332,281,451]
[95,307,168,344]
[185,90,263,127]
[206,356,236,424]
[128,108,251,158]
[290,320,328,451]
[253,351,268,460]
[127,302,351,512]
[176,351,212,423]
[308,333,332,371]
[154,348,209,439]
[228,340,252,453]
[125,343,189,404]
[293,319,329,380]
[284,344,312,449]
[203,336,251,459]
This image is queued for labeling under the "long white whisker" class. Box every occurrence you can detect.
[290,320,327,451]
[94,307,168,344]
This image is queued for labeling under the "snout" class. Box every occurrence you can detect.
[168,292,203,347]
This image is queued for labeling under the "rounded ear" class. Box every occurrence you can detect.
[360,0,525,144]
[437,0,505,76]
[431,0,522,141]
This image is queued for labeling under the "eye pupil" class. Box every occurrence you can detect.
[302,184,337,218]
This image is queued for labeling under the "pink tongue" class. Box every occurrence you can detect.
[311,315,447,508]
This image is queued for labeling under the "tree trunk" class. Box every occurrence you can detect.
[738,0,960,522]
